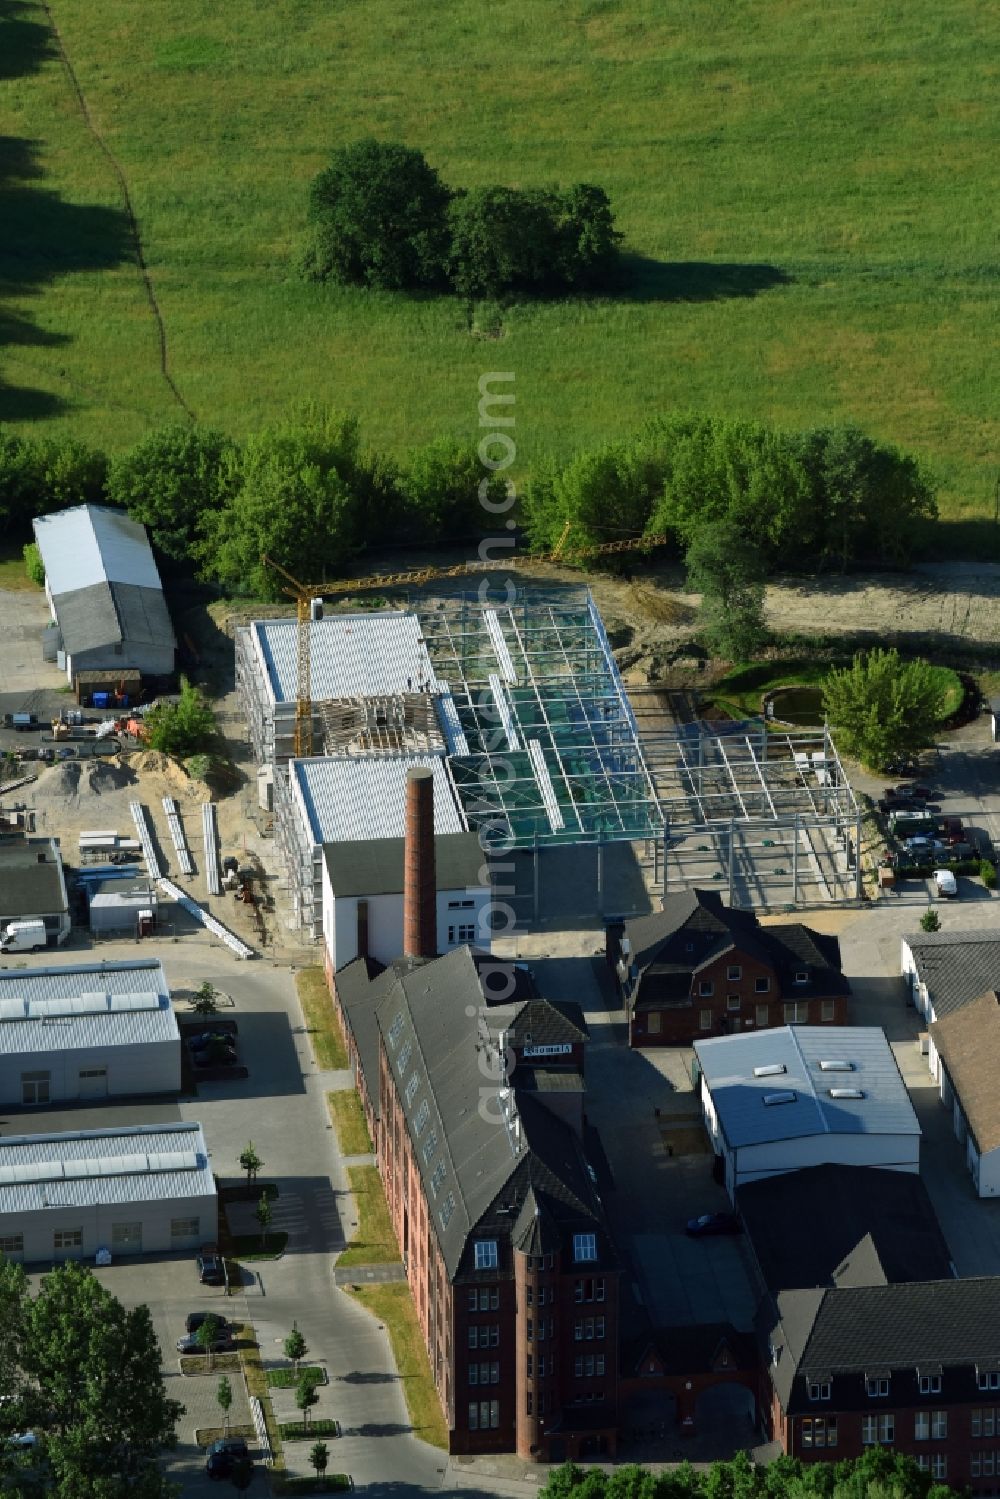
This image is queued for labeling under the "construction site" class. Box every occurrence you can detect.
[235,583,863,933]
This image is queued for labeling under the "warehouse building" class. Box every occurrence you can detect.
[928,989,1000,1197]
[694,1025,920,1199]
[0,840,71,946]
[0,958,179,1104]
[0,1121,215,1263]
[277,754,466,937]
[900,927,1000,1025]
[33,504,175,687]
[88,879,159,936]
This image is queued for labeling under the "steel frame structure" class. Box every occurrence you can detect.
[418,590,664,848]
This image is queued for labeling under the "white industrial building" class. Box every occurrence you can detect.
[0,840,71,946]
[277,755,466,937]
[89,881,159,935]
[929,989,1000,1197]
[0,1121,216,1263]
[236,612,440,764]
[32,505,175,686]
[694,1025,920,1200]
[321,830,489,976]
[0,958,179,1105]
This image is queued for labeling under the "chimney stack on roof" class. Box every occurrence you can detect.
[403,767,437,961]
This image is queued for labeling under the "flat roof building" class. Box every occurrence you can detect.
[0,839,71,946]
[0,1120,216,1262]
[694,1026,920,1198]
[0,958,179,1105]
[33,505,175,687]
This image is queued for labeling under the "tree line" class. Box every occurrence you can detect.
[0,407,936,612]
[540,1450,956,1499]
[0,412,508,601]
[301,138,622,299]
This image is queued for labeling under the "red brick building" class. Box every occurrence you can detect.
[612,889,850,1046]
[336,944,620,1462]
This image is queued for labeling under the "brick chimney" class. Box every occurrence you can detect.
[403,767,437,961]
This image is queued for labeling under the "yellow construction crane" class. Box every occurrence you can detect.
[262,523,671,757]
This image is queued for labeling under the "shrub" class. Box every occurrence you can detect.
[981,860,997,889]
[22,542,44,587]
[920,907,941,932]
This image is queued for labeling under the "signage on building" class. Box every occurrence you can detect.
[522,1042,573,1058]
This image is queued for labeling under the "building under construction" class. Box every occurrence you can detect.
[237,588,862,934]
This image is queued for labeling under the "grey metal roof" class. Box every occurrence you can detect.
[0,841,68,919]
[49,581,175,656]
[0,1121,214,1215]
[33,505,163,596]
[694,1026,919,1147]
[738,1164,953,1296]
[250,613,439,705]
[904,928,1000,1019]
[323,832,486,898]
[0,958,176,1054]
[293,755,465,844]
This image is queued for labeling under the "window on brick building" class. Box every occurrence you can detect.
[526,1286,533,1306]
[979,1371,1000,1392]
[574,1278,605,1303]
[931,1411,947,1439]
[972,1409,998,1437]
[801,1417,837,1448]
[700,1009,712,1030]
[785,1001,809,1024]
[727,994,741,1011]
[526,1355,533,1378]
[727,965,742,981]
[573,1233,597,1262]
[526,1392,533,1416]
[699,981,714,997]
[756,1004,770,1027]
[821,1000,836,1022]
[861,1414,894,1445]
[474,1240,498,1271]
[866,1377,890,1398]
[755,977,770,993]
[931,1456,947,1480]
[972,1454,996,1479]
[808,1382,831,1402]
[918,1373,942,1395]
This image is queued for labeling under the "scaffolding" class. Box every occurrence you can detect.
[419,590,663,848]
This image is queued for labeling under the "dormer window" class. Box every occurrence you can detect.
[808,1381,831,1402]
[978,1370,1000,1392]
[794,971,809,984]
[474,1240,498,1271]
[867,1376,890,1398]
[685,942,695,953]
[919,1374,942,1395]
[573,1232,597,1263]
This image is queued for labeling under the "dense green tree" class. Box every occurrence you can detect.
[239,1141,263,1185]
[551,183,622,289]
[685,519,769,660]
[310,1439,329,1486]
[294,1374,318,1429]
[821,648,947,769]
[105,425,238,563]
[0,431,105,538]
[195,1313,222,1371]
[303,138,452,290]
[795,425,937,570]
[145,676,216,757]
[448,186,560,299]
[540,1454,953,1499]
[400,439,507,541]
[13,1261,181,1498]
[284,1322,308,1376]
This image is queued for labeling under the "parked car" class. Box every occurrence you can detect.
[206,1438,250,1481]
[186,1031,232,1052]
[686,1212,741,1237]
[185,1311,231,1335]
[55,746,76,759]
[176,1328,234,1355]
[933,869,958,899]
[197,1245,225,1286]
[904,836,945,853]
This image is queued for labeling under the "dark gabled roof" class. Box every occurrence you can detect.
[323,832,486,899]
[930,990,1000,1151]
[624,890,846,999]
[0,841,68,919]
[905,927,1000,1019]
[335,956,394,1119]
[53,582,174,656]
[488,997,589,1050]
[472,954,538,1007]
[772,1278,1000,1404]
[370,946,608,1278]
[738,1165,953,1297]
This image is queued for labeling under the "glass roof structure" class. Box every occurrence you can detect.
[418,589,664,848]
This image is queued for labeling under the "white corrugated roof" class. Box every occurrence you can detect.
[251,613,439,705]
[0,1122,214,1214]
[293,755,465,844]
[33,505,162,598]
[0,959,177,1053]
[694,1026,919,1148]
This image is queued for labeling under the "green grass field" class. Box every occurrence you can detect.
[3,0,999,534]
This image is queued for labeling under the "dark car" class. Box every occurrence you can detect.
[55,746,76,759]
[186,1031,232,1051]
[197,1246,225,1286]
[185,1311,231,1335]
[206,1438,250,1480]
[176,1329,234,1355]
[686,1212,741,1237]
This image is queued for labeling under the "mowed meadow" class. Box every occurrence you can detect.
[2,0,999,532]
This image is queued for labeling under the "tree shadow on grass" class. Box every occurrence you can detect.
[618,252,793,304]
[0,133,132,422]
[0,0,55,83]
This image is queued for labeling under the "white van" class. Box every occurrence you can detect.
[0,920,48,953]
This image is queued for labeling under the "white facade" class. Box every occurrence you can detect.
[0,959,180,1105]
[320,866,492,973]
[695,1026,921,1202]
[0,1121,216,1263]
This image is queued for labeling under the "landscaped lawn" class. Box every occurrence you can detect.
[337,1166,399,1269]
[712,659,964,723]
[267,1366,326,1390]
[295,970,347,1071]
[325,1090,372,1157]
[3,0,999,539]
[346,1283,448,1451]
